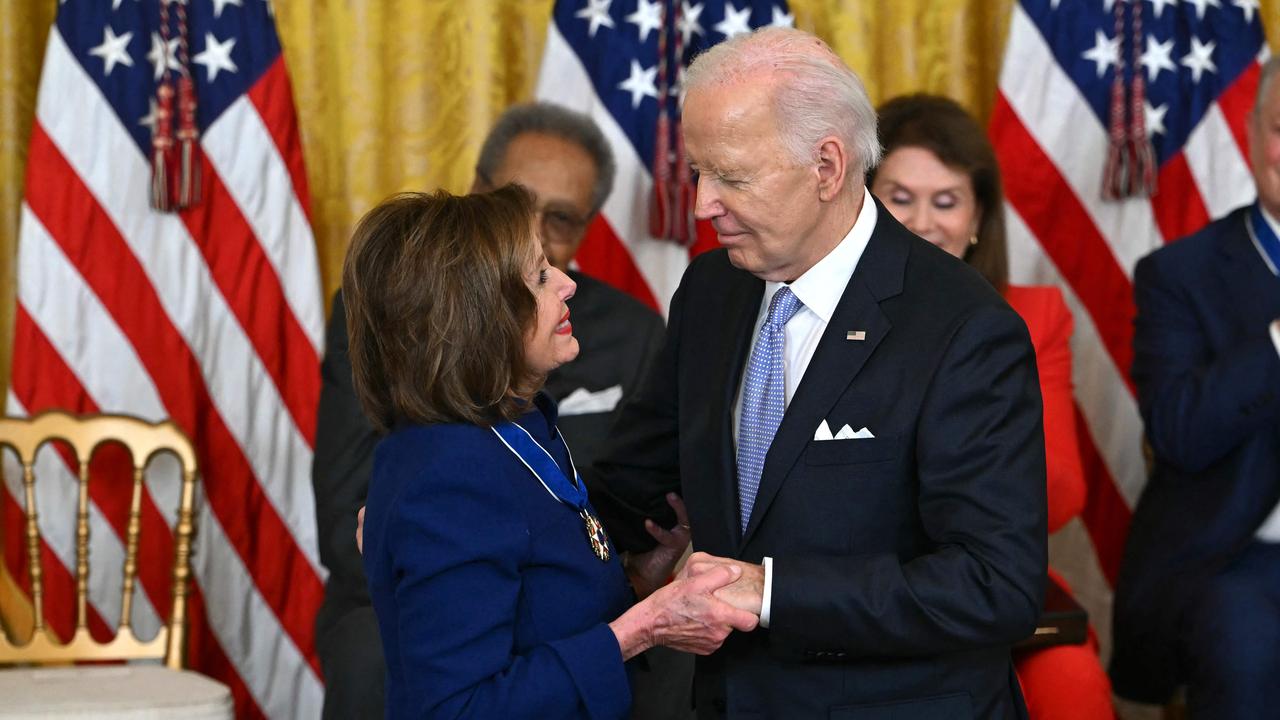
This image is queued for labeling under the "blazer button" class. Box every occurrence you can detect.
[713,698,727,713]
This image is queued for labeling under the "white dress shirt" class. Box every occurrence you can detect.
[1247,203,1280,542]
[731,188,878,626]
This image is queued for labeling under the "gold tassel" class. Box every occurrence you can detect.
[151,145,171,212]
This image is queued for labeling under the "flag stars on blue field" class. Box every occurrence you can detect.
[1139,36,1176,82]
[193,32,239,82]
[1145,101,1169,136]
[213,0,244,19]
[626,0,664,42]
[147,33,180,81]
[679,2,706,46]
[1081,29,1119,79]
[1185,0,1221,21]
[1232,0,1259,23]
[90,25,135,77]
[1181,37,1217,84]
[1028,0,1262,169]
[139,98,160,130]
[1078,17,1220,88]
[714,3,753,39]
[577,0,616,38]
[618,59,659,109]
[560,0,792,164]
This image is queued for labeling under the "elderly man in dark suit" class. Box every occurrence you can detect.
[312,103,666,720]
[586,27,1047,719]
[1111,57,1280,719]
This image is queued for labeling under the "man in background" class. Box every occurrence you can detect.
[312,103,667,719]
[1111,56,1280,718]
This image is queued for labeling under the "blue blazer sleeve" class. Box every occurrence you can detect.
[374,443,630,719]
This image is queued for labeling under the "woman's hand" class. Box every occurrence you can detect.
[609,563,759,661]
[625,493,692,599]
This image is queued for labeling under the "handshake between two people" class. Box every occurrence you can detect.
[354,494,764,663]
[609,493,764,661]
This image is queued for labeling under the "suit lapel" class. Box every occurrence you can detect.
[713,271,764,547]
[1217,210,1280,330]
[740,206,909,548]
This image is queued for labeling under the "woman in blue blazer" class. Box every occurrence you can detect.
[343,186,757,719]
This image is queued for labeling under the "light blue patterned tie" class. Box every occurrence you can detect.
[737,286,804,532]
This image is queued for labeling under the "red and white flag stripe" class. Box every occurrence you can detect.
[6,23,325,719]
[994,2,1264,582]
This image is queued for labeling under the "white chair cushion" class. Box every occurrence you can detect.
[0,664,232,719]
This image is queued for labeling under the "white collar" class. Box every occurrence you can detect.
[766,187,878,324]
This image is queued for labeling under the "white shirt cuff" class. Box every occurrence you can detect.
[1270,319,1280,358]
[760,556,773,628]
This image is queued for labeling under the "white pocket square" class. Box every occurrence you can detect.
[814,420,834,440]
[814,421,875,441]
[558,385,623,416]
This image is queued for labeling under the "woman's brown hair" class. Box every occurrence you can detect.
[341,186,541,432]
[870,93,1009,292]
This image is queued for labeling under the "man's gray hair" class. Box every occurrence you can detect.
[476,102,616,212]
[683,27,882,177]
[1255,56,1280,121]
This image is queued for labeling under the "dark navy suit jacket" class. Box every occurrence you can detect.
[587,198,1047,719]
[1111,206,1280,702]
[363,399,635,719]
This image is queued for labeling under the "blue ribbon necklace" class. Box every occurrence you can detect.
[1247,202,1280,277]
[491,421,612,562]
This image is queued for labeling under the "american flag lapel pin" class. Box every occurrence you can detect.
[846,330,866,341]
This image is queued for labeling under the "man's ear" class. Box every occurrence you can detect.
[815,137,849,202]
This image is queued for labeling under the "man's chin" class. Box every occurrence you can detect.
[724,246,755,271]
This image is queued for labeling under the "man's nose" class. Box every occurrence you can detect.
[693,175,722,220]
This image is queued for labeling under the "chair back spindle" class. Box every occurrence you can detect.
[0,411,200,670]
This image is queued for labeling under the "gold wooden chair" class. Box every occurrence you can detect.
[0,410,231,718]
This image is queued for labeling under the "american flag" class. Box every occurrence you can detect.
[536,0,794,314]
[4,0,325,717]
[991,0,1268,585]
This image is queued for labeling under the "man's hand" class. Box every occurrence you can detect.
[680,552,765,616]
[356,506,365,555]
[626,493,692,599]
[609,563,759,660]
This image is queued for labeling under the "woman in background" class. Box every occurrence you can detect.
[345,186,756,719]
[869,93,1114,720]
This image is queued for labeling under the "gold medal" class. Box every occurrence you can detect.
[580,509,611,562]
